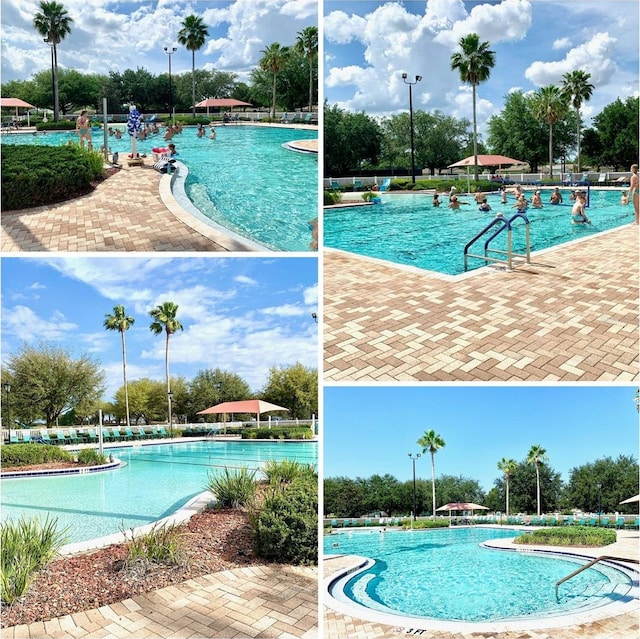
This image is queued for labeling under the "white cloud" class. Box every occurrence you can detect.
[3,305,77,342]
[323,11,367,44]
[234,275,258,286]
[553,37,572,50]
[30,282,46,290]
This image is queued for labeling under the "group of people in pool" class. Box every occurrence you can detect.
[196,122,217,140]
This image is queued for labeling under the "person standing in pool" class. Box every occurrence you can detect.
[571,191,591,224]
[549,187,563,204]
[626,164,638,224]
[76,110,92,150]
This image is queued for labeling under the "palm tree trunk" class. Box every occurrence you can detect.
[121,331,130,428]
[272,73,277,119]
[472,83,479,182]
[536,463,541,516]
[506,477,510,517]
[431,452,436,519]
[548,124,554,179]
[576,110,581,173]
[308,59,313,112]
[53,44,59,122]
[191,50,196,118]
[165,331,171,423]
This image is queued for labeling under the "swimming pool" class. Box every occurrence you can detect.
[324,189,633,275]
[1,126,317,251]
[1,440,317,543]
[324,527,636,623]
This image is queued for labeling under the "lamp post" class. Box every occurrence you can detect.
[634,388,639,413]
[163,46,177,124]
[596,481,602,526]
[401,73,422,185]
[3,382,11,444]
[167,390,173,438]
[408,452,421,524]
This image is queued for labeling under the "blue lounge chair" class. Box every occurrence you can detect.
[9,432,20,444]
[614,516,625,529]
[55,429,68,445]
[329,179,341,191]
[353,178,364,191]
[86,428,98,442]
[379,178,391,192]
[157,426,170,438]
[136,426,149,439]
[21,430,33,443]
[587,517,597,526]
[124,427,140,440]
[39,430,52,444]
[67,428,79,444]
[599,517,610,528]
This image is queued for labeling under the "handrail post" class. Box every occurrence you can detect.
[525,223,531,264]
[507,228,512,270]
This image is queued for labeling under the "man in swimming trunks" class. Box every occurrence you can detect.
[627,163,638,224]
[549,187,563,204]
[571,191,591,224]
[76,110,92,150]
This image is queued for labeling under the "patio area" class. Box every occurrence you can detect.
[324,224,639,382]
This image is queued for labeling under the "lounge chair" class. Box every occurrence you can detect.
[289,113,302,123]
[597,173,607,183]
[329,179,341,191]
[342,518,351,527]
[86,428,98,442]
[21,430,33,443]
[55,429,68,445]
[364,518,372,527]
[576,517,586,526]
[39,429,52,444]
[124,427,140,440]
[109,427,122,441]
[614,516,625,529]
[157,426,170,438]
[303,113,313,124]
[330,519,339,528]
[353,178,364,191]
[67,428,79,444]
[625,517,640,530]
[379,178,391,192]
[599,517,610,527]
[587,517,597,526]
[279,112,289,123]
[564,516,574,526]
[9,432,20,444]
[135,426,149,439]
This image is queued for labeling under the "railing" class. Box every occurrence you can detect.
[464,212,530,271]
[555,555,639,600]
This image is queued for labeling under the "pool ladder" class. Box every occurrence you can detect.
[555,555,638,601]
[463,212,531,271]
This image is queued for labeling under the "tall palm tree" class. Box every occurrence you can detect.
[450,33,496,181]
[294,26,318,113]
[260,43,290,119]
[177,14,209,118]
[104,305,135,428]
[531,86,569,179]
[33,1,73,123]
[149,302,183,430]
[417,429,446,519]
[526,444,548,516]
[560,70,594,174]
[497,457,517,517]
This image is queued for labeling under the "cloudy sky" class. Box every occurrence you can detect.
[1,0,317,84]
[1,257,318,401]
[324,0,639,135]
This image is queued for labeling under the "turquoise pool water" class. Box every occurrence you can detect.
[2,126,317,251]
[325,527,634,622]
[324,189,633,275]
[1,440,317,543]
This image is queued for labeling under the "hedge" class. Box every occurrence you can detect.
[514,526,616,547]
[1,444,73,467]
[242,427,314,440]
[401,519,450,530]
[2,145,105,210]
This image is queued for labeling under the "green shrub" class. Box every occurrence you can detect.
[252,473,317,565]
[261,459,316,487]
[36,120,76,131]
[401,519,450,530]
[242,427,313,440]
[206,467,257,508]
[2,145,105,210]
[324,189,342,205]
[1,515,69,603]
[514,526,616,547]
[76,449,108,466]
[123,523,187,573]
[1,443,73,468]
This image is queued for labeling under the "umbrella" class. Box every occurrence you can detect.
[197,399,288,428]
[126,105,142,158]
[1,97,36,127]
[619,495,640,504]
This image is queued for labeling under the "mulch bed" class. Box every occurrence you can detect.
[1,462,81,474]
[2,509,261,628]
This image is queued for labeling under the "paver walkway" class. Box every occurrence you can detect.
[7,564,318,639]
[1,164,228,252]
[324,225,639,381]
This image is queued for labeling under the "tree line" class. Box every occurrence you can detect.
[7,2,317,119]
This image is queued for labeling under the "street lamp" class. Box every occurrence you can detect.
[163,46,177,124]
[408,452,421,523]
[3,382,11,444]
[167,390,174,438]
[401,73,422,185]
[634,388,639,413]
[596,481,602,526]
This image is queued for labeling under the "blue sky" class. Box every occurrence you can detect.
[323,386,639,491]
[1,0,317,84]
[1,257,318,401]
[324,0,639,136]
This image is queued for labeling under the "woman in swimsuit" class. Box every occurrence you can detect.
[627,164,638,224]
[76,110,92,150]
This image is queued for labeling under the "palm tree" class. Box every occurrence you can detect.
[294,26,318,113]
[33,1,73,123]
[260,43,291,119]
[177,14,209,118]
[531,86,569,179]
[104,305,135,428]
[526,444,548,516]
[149,302,183,432]
[560,70,594,174]
[417,429,446,519]
[450,33,496,181]
[497,457,517,517]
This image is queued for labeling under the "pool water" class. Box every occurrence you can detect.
[1,440,317,543]
[1,126,317,251]
[324,189,633,275]
[325,527,633,622]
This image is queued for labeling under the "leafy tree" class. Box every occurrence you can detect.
[450,33,496,180]
[33,0,73,122]
[149,302,184,425]
[260,363,318,420]
[527,445,549,515]
[435,474,485,507]
[417,429,446,518]
[294,26,318,112]
[187,368,252,422]
[530,85,570,178]
[508,458,562,515]
[563,455,639,514]
[484,486,503,513]
[323,476,367,517]
[560,70,594,173]
[259,42,290,118]
[104,305,135,428]
[113,378,164,424]
[497,457,517,516]
[6,343,105,427]
[178,14,209,117]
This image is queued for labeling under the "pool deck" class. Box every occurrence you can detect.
[324,224,639,381]
[323,526,640,639]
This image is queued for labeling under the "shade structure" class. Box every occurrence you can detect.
[448,154,525,168]
[1,97,36,126]
[436,502,488,512]
[619,494,640,504]
[195,98,252,108]
[197,399,288,427]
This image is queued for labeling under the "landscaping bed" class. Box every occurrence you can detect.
[514,526,617,547]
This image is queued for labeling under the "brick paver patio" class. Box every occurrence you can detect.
[7,564,318,639]
[324,225,639,382]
